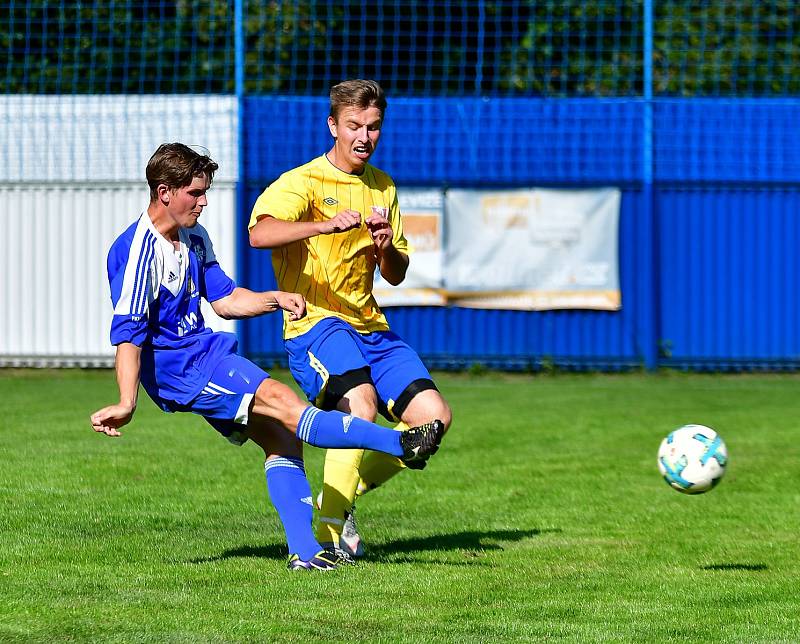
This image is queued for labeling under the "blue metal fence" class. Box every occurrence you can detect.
[657,187,800,369]
[243,96,645,186]
[13,2,799,371]
[654,99,800,183]
[239,95,800,371]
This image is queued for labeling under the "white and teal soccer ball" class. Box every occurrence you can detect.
[657,424,728,494]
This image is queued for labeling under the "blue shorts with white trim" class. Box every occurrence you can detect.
[284,316,433,421]
[160,354,270,445]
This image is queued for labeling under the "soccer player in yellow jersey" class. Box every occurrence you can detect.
[248,79,452,559]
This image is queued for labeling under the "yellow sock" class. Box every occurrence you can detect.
[316,448,364,545]
[355,422,409,497]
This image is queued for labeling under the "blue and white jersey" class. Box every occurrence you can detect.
[107,213,237,406]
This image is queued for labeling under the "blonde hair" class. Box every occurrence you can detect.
[329,79,387,121]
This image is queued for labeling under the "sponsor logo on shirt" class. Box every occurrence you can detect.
[323,197,338,206]
[177,311,198,337]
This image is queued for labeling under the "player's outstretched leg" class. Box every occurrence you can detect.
[397,420,445,469]
[251,379,445,466]
[298,408,444,467]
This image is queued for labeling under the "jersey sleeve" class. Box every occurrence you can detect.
[248,170,311,229]
[107,229,158,347]
[188,226,236,303]
[203,263,236,303]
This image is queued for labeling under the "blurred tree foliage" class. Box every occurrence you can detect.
[3,0,800,96]
[2,0,234,93]
[653,0,800,96]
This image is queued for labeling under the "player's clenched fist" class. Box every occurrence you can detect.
[366,206,393,251]
[323,209,362,234]
[275,291,306,321]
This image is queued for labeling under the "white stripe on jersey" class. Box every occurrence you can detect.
[234,393,253,424]
[132,235,156,316]
[113,216,160,317]
[205,382,236,395]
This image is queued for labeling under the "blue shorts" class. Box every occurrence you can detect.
[284,317,433,421]
[161,354,270,445]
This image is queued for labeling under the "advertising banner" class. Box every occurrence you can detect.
[373,188,446,306]
[444,188,621,310]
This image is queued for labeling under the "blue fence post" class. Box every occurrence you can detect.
[641,0,659,370]
[234,0,248,353]
[475,0,485,93]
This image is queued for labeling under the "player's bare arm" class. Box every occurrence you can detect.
[366,211,409,285]
[90,341,142,437]
[211,287,306,321]
[249,210,362,249]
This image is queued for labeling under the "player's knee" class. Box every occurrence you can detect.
[254,379,304,424]
[338,383,379,420]
[442,404,453,431]
[401,391,452,432]
[409,394,452,430]
[433,399,453,432]
[345,396,378,420]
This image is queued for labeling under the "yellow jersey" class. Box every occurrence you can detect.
[248,155,409,339]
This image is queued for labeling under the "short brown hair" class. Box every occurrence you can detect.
[329,79,387,121]
[146,143,219,201]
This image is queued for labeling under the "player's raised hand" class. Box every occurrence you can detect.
[366,206,393,251]
[275,291,306,321]
[90,403,135,437]
[323,209,362,234]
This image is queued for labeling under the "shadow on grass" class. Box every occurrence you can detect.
[368,527,558,557]
[701,563,768,571]
[189,527,555,564]
[190,544,286,563]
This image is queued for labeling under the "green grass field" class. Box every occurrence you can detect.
[1,369,799,642]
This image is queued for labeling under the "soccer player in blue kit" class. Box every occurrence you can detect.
[90,143,444,570]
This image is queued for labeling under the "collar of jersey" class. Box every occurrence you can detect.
[321,154,371,181]
[141,211,187,252]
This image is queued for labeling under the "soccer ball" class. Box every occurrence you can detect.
[657,424,728,494]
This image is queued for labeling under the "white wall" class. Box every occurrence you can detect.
[0,94,240,366]
[0,95,237,182]
[0,184,237,367]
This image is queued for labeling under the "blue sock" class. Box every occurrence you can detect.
[264,457,321,560]
[296,407,403,457]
